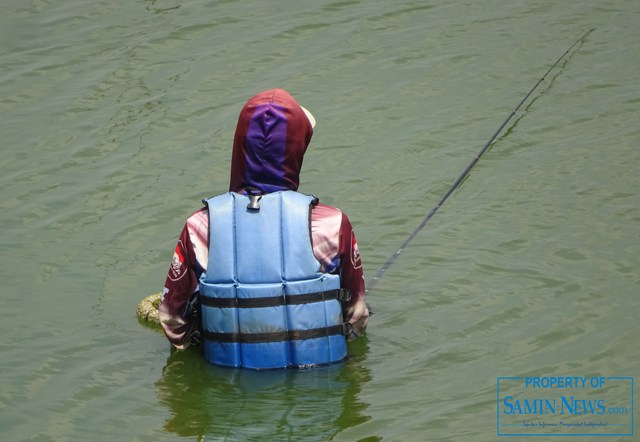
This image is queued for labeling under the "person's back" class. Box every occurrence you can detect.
[159,89,369,368]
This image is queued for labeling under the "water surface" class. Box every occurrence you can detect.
[1,0,638,440]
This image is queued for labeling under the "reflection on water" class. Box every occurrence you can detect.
[2,0,639,440]
[155,338,373,441]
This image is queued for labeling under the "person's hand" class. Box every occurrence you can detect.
[346,300,369,340]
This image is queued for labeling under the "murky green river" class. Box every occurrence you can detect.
[1,1,638,440]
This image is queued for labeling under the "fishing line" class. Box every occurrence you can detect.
[367,28,594,291]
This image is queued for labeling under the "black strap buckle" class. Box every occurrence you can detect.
[338,288,351,302]
[245,187,263,211]
[341,322,353,336]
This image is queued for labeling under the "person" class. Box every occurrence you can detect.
[159,88,369,369]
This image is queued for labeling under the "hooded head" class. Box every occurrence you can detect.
[229,89,315,194]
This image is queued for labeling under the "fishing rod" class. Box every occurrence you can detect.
[367,28,594,291]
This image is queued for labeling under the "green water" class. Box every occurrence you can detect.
[1,1,638,440]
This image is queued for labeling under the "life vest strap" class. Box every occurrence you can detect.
[200,288,350,308]
[204,323,352,344]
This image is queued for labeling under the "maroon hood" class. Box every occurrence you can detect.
[229,89,314,194]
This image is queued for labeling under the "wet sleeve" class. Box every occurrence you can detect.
[158,223,201,350]
[339,213,369,338]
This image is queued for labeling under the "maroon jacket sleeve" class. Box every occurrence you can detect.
[158,219,203,349]
[310,203,369,337]
[337,212,369,337]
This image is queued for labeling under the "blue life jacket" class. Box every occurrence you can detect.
[198,190,350,369]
